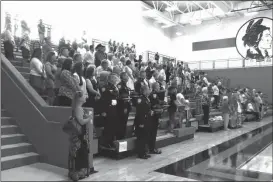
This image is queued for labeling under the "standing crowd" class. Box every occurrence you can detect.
[2,17,268,181]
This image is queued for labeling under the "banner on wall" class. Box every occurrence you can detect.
[236,17,273,66]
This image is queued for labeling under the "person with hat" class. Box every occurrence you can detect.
[100,73,120,149]
[116,72,132,140]
[135,85,152,159]
[94,44,107,67]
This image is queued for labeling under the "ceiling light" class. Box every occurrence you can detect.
[244,11,259,17]
[176,32,183,36]
[165,6,179,12]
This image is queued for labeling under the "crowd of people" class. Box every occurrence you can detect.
[2,16,268,182]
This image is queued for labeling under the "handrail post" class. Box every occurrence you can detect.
[213,60,215,69]
[199,61,201,70]
[227,59,229,69]
[242,58,245,68]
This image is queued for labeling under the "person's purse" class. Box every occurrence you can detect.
[62,111,82,135]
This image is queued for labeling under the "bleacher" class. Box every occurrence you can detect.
[1,37,273,168]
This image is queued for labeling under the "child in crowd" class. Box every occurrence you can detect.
[221,96,230,130]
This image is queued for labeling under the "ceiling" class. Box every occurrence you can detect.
[141,1,273,31]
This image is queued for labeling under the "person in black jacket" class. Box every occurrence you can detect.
[100,73,120,149]
[145,61,154,80]
[148,82,163,154]
[135,70,150,94]
[135,85,153,159]
[116,72,132,140]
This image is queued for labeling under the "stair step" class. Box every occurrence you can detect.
[21,72,30,79]
[1,143,34,157]
[1,125,20,135]
[1,134,27,145]
[1,109,9,116]
[1,117,16,125]
[1,152,40,170]
[15,66,30,73]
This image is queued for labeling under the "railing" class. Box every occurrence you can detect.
[187,57,273,70]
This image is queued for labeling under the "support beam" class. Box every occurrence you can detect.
[209,1,232,13]
[192,1,221,21]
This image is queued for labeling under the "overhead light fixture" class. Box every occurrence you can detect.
[189,19,202,25]
[165,6,179,12]
[176,32,183,36]
[244,11,259,16]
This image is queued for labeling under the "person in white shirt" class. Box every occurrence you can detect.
[77,43,86,58]
[149,70,159,86]
[95,60,112,79]
[29,48,45,95]
[2,23,15,60]
[107,53,114,70]
[212,82,220,109]
[158,64,166,81]
[83,44,94,66]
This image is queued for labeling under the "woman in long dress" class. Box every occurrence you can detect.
[124,60,135,90]
[68,93,93,181]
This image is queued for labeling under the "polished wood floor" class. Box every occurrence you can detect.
[1,117,272,181]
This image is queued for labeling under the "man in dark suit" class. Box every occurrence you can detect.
[116,72,132,140]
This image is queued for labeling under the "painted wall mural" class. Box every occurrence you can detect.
[236,17,273,66]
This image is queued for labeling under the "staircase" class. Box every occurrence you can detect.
[1,108,40,170]
[1,40,49,101]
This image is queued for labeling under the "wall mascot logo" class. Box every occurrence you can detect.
[236,17,273,62]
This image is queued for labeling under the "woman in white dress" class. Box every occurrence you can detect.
[124,60,135,90]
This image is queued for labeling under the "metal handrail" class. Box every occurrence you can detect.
[187,57,273,70]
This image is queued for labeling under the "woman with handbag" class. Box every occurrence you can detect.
[65,93,93,181]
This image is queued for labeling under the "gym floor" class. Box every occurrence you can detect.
[2,117,272,181]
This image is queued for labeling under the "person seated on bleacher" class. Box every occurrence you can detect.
[245,101,259,121]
